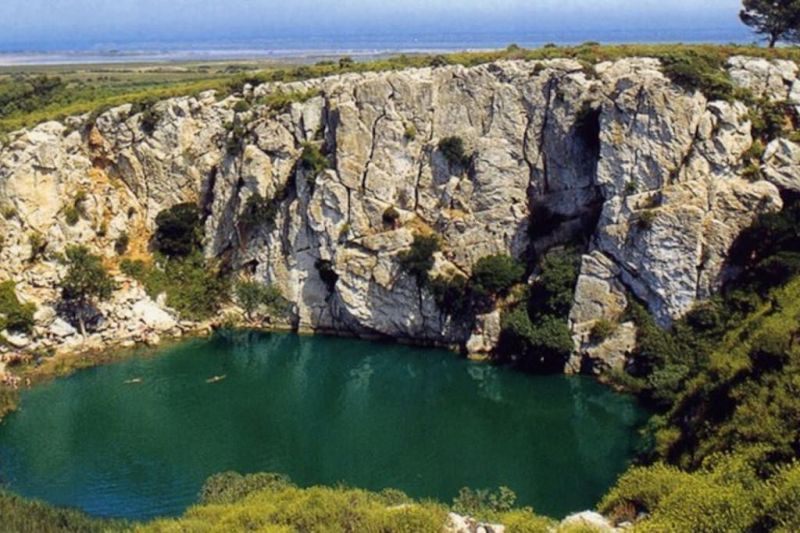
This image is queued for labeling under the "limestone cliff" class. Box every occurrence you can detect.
[1,56,798,372]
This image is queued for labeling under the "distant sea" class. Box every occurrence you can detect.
[0,26,757,66]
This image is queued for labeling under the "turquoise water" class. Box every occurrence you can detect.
[0,331,645,520]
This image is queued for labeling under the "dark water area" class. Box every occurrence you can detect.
[0,331,646,520]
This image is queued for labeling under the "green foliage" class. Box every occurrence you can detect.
[0,76,65,118]
[127,253,229,321]
[398,234,440,287]
[0,281,36,334]
[750,98,793,142]
[500,308,574,373]
[234,280,290,320]
[471,254,525,298]
[232,99,250,113]
[600,452,800,532]
[129,97,161,134]
[438,136,471,167]
[61,246,114,304]
[300,142,329,176]
[64,204,80,226]
[429,274,471,317]
[728,191,800,296]
[199,472,293,505]
[257,88,320,113]
[590,319,618,344]
[224,121,247,154]
[452,486,517,517]
[528,249,581,317]
[28,232,47,262]
[6,45,800,136]
[740,0,800,47]
[120,258,146,279]
[659,50,736,102]
[143,473,448,533]
[498,249,580,373]
[154,203,203,258]
[0,490,127,533]
[239,191,280,229]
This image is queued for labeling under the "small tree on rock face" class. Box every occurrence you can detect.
[398,234,440,286]
[471,254,525,298]
[740,0,800,47]
[235,280,290,321]
[61,246,115,336]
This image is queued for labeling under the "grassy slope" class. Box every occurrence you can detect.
[2,43,800,135]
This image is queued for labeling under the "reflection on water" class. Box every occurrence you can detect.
[0,331,646,520]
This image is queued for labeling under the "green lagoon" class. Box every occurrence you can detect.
[0,331,645,520]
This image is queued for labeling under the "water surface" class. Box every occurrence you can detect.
[0,331,645,520]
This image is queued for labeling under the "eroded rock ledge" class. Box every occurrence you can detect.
[1,56,798,373]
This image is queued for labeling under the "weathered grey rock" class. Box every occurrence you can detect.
[728,56,798,101]
[0,55,795,373]
[763,138,800,192]
[560,511,616,532]
[132,299,178,331]
[466,310,502,355]
[49,318,77,338]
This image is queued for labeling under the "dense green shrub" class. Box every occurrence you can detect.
[120,258,147,279]
[232,99,250,113]
[129,253,228,321]
[130,97,161,134]
[199,472,293,505]
[0,490,127,533]
[527,249,581,317]
[60,245,115,334]
[750,98,792,142]
[300,142,329,175]
[452,486,517,517]
[234,280,290,320]
[258,88,320,112]
[63,204,80,226]
[471,254,525,298]
[28,232,47,262]
[398,234,440,286]
[154,203,203,258]
[499,308,574,373]
[239,191,280,229]
[600,451,800,532]
[496,249,581,373]
[429,274,471,317]
[438,136,471,167]
[0,281,36,334]
[590,319,618,344]
[659,51,736,102]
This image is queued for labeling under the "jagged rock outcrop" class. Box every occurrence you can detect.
[0,55,797,372]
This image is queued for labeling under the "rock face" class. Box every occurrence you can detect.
[0,56,797,371]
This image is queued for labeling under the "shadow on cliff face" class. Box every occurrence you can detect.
[723,190,800,298]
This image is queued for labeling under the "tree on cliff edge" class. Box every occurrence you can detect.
[61,246,115,336]
[740,0,800,47]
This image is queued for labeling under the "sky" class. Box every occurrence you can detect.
[0,0,749,51]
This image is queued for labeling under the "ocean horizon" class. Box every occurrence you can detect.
[0,25,757,66]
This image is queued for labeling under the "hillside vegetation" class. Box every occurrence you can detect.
[2,43,800,136]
